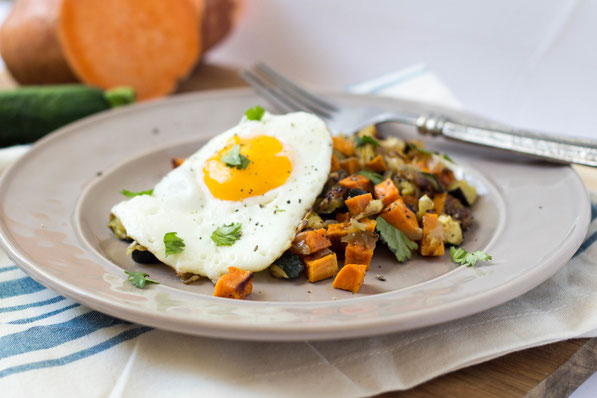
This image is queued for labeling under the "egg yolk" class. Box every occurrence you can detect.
[203,135,293,201]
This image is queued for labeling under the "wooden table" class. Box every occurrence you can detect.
[4,63,596,397]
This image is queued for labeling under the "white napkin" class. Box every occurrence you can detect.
[1,66,596,397]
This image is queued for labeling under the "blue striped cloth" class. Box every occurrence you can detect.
[0,259,151,379]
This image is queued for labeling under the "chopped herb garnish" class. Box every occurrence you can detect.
[163,232,185,256]
[450,246,492,267]
[406,142,434,156]
[221,144,251,170]
[125,271,159,289]
[121,189,153,198]
[211,223,242,246]
[376,217,418,262]
[356,170,384,185]
[355,135,379,147]
[439,153,454,163]
[245,105,265,121]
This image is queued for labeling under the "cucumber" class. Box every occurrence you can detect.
[0,84,135,147]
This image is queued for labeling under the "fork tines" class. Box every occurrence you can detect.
[240,63,336,119]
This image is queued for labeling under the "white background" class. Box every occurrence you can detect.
[0,0,594,138]
[207,0,596,139]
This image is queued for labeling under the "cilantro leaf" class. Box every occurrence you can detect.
[211,223,242,246]
[375,217,418,262]
[406,142,434,156]
[125,271,159,289]
[121,189,153,198]
[164,232,185,256]
[450,246,492,267]
[221,144,251,170]
[439,153,454,163]
[355,135,379,147]
[356,170,384,185]
[245,105,265,121]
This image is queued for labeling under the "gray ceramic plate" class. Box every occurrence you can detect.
[0,89,590,341]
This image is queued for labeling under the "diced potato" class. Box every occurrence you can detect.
[339,157,360,174]
[438,214,463,245]
[381,199,422,241]
[213,267,253,299]
[339,174,373,192]
[292,228,331,255]
[333,264,367,293]
[420,214,445,256]
[333,136,355,156]
[374,179,400,206]
[365,155,387,172]
[304,249,338,282]
[345,241,374,270]
[417,194,434,220]
[345,193,373,217]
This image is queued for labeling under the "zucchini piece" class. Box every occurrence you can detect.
[447,180,477,207]
[347,188,368,198]
[108,215,130,241]
[271,251,304,279]
[131,249,159,264]
[0,84,134,147]
[421,172,445,193]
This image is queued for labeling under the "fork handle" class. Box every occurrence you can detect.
[415,114,597,167]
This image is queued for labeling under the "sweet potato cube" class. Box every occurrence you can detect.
[330,154,341,172]
[345,193,373,217]
[292,228,331,255]
[402,195,419,208]
[333,136,355,156]
[339,158,360,175]
[436,167,456,187]
[432,192,447,215]
[304,249,338,282]
[327,219,377,246]
[345,241,375,270]
[171,157,186,168]
[365,155,387,172]
[339,174,373,192]
[213,267,253,299]
[336,212,350,222]
[420,214,445,256]
[333,264,367,293]
[374,179,400,206]
[381,199,423,241]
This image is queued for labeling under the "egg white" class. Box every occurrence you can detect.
[112,112,333,281]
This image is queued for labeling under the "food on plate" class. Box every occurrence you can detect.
[213,267,253,299]
[110,107,491,298]
[0,0,242,99]
[0,84,134,147]
[332,264,367,293]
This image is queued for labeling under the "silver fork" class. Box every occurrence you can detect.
[240,63,597,168]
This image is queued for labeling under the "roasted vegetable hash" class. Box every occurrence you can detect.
[270,125,477,293]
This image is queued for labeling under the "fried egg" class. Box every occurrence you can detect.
[111,111,333,281]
